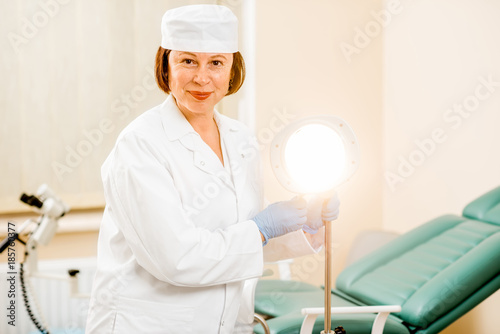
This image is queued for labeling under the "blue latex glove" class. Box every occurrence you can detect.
[253,197,307,245]
[303,192,340,234]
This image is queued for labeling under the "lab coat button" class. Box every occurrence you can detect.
[200,161,205,166]
[221,320,225,326]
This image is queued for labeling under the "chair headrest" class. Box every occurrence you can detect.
[463,186,500,225]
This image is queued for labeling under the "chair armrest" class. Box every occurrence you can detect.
[254,314,271,334]
[300,305,402,334]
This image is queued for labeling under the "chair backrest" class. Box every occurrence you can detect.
[336,186,500,332]
[463,186,500,225]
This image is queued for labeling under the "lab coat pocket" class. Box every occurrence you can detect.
[112,296,195,334]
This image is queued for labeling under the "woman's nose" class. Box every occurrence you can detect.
[193,66,210,85]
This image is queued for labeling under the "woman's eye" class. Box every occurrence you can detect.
[183,59,194,64]
[212,60,222,66]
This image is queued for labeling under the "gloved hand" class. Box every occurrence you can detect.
[253,197,307,245]
[303,192,340,234]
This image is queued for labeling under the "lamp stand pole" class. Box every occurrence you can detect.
[322,219,334,334]
[322,220,346,334]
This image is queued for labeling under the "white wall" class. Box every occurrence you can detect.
[383,0,500,232]
[382,1,500,333]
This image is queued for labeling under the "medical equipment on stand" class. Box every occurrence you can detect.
[0,184,88,334]
[269,116,360,334]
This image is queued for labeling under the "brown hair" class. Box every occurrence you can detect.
[154,47,245,96]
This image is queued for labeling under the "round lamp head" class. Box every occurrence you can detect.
[271,116,360,194]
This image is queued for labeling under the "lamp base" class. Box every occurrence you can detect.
[334,326,346,334]
[322,326,346,334]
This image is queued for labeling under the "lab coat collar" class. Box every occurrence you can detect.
[160,94,239,143]
[213,108,239,137]
[160,95,197,143]
[159,95,241,191]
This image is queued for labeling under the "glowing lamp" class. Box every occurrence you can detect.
[271,116,359,194]
[270,115,360,334]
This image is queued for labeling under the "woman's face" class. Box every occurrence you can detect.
[168,51,233,117]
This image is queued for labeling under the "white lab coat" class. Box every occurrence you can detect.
[85,95,323,334]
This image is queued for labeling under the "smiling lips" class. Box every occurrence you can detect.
[190,91,212,101]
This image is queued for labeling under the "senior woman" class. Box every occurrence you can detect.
[85,5,339,334]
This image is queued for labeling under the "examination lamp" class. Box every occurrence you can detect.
[271,115,360,334]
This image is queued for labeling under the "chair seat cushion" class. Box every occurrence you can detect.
[336,214,500,328]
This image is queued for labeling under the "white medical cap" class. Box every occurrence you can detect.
[161,4,238,53]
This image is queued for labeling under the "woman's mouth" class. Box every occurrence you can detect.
[190,91,212,101]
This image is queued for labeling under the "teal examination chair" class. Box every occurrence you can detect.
[254,186,500,334]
